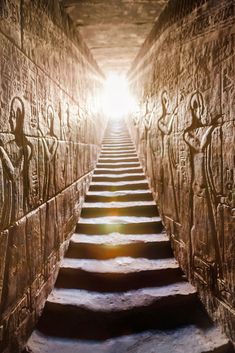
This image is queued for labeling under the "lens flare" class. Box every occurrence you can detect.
[100,73,137,119]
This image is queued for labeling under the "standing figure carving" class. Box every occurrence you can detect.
[183,91,223,284]
[39,105,58,200]
[139,98,150,171]
[0,97,32,229]
[144,101,158,192]
[132,108,141,148]
[158,90,179,221]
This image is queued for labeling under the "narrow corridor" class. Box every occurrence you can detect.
[25,121,232,353]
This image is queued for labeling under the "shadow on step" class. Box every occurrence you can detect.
[37,296,212,341]
[55,267,184,292]
[66,240,173,260]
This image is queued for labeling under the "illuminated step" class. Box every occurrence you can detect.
[66,232,172,260]
[76,216,163,234]
[81,200,158,217]
[94,167,143,174]
[92,173,145,182]
[56,257,183,291]
[89,180,148,191]
[100,151,136,155]
[99,153,137,158]
[96,162,140,168]
[98,157,139,163]
[85,190,153,202]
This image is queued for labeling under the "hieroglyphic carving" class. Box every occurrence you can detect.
[128,0,235,342]
[184,91,223,285]
[0,1,105,350]
[158,90,179,222]
[39,105,58,201]
[144,99,158,191]
[0,0,21,45]
[8,290,30,334]
[0,97,33,230]
[0,230,8,311]
[2,218,29,311]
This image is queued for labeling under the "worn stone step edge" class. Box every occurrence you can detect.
[81,204,158,217]
[96,162,141,168]
[89,182,149,192]
[46,282,197,313]
[85,190,153,202]
[25,326,233,353]
[93,167,143,175]
[56,258,183,291]
[99,153,137,158]
[92,174,145,182]
[76,220,163,234]
[67,235,171,260]
[98,158,139,163]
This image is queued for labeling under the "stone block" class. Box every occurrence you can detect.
[2,218,29,312]
[0,0,21,46]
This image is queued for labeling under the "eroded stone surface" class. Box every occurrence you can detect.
[26,326,232,353]
[127,0,235,344]
[47,282,196,312]
[60,257,179,274]
[0,2,104,352]
[71,232,169,245]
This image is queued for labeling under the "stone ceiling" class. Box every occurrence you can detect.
[61,0,168,75]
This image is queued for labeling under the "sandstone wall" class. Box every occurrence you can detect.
[0,1,105,352]
[128,0,235,342]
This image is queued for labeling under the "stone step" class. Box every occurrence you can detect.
[96,162,141,168]
[81,201,158,217]
[100,149,136,154]
[100,152,137,158]
[103,133,129,137]
[101,147,135,151]
[26,326,233,353]
[92,173,145,182]
[76,216,163,234]
[85,190,153,202]
[66,232,172,259]
[94,167,143,174]
[38,282,199,339]
[98,157,139,163]
[24,121,234,353]
[102,143,134,148]
[89,180,149,191]
[102,138,131,142]
[103,134,131,137]
[102,137,133,144]
[56,257,183,291]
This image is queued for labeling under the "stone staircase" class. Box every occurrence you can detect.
[25,120,233,353]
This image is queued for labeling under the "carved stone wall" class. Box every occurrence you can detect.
[0,1,105,352]
[128,0,235,343]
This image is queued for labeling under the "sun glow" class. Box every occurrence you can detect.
[100,73,137,119]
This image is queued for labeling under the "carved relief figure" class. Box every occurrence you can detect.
[77,106,82,142]
[0,97,32,229]
[139,98,150,171]
[144,100,159,192]
[183,91,223,284]
[64,103,73,185]
[61,103,71,141]
[132,108,141,147]
[158,90,179,221]
[39,105,58,200]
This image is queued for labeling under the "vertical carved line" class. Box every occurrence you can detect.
[20,0,23,50]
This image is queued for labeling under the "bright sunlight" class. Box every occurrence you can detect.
[100,73,137,119]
